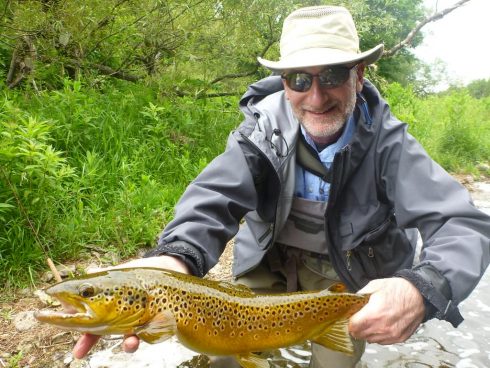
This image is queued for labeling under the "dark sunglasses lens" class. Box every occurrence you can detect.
[284,66,352,92]
[318,67,350,88]
[285,73,313,92]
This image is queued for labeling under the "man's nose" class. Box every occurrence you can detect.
[306,77,329,105]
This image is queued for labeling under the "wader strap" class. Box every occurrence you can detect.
[285,252,299,292]
[267,245,283,273]
[267,244,300,292]
[296,134,332,183]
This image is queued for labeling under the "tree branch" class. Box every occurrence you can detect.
[174,89,242,99]
[210,69,258,85]
[210,18,278,85]
[7,35,36,89]
[58,58,141,82]
[384,0,472,58]
[85,4,161,58]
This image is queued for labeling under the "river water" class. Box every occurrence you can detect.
[88,183,490,368]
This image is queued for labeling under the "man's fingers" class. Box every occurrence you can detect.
[349,301,378,340]
[73,334,100,359]
[122,335,140,353]
[72,334,140,359]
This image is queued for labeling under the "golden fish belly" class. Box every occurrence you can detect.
[169,292,366,355]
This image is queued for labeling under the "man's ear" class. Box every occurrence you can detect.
[356,63,366,92]
[282,79,290,100]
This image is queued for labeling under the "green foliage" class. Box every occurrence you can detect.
[384,82,426,142]
[386,85,490,173]
[466,79,490,99]
[2,0,430,93]
[6,351,23,368]
[435,92,490,171]
[0,98,76,287]
[0,81,240,287]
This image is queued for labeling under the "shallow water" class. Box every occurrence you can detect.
[88,201,490,368]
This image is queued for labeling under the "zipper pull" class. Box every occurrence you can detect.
[346,250,352,271]
[368,247,374,258]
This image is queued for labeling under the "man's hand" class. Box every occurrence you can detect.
[348,277,425,345]
[72,255,190,359]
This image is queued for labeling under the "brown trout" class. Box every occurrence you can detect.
[35,267,369,368]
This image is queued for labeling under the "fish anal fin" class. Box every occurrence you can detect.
[327,282,348,293]
[135,310,176,344]
[236,353,269,368]
[312,318,354,355]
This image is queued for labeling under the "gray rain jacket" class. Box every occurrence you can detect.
[146,76,490,327]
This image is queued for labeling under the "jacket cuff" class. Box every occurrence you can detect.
[143,240,205,277]
[394,266,464,327]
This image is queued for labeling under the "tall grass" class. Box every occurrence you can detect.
[385,83,490,175]
[0,79,241,288]
[1,79,488,288]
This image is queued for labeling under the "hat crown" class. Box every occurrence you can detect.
[257,5,383,71]
[281,6,360,59]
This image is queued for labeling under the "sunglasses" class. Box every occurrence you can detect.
[282,65,356,93]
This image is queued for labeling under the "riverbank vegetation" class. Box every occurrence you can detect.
[1,0,489,288]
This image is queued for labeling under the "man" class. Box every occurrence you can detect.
[74,5,490,367]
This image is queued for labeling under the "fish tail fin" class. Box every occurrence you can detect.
[311,318,354,355]
[237,353,269,368]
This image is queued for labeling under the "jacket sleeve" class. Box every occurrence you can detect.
[379,117,490,326]
[145,131,259,277]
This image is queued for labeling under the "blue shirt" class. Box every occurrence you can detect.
[294,116,355,201]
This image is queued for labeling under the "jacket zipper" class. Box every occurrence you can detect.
[258,224,273,243]
[239,131,281,249]
[324,146,361,290]
[346,250,352,271]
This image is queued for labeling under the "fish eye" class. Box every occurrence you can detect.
[78,283,96,298]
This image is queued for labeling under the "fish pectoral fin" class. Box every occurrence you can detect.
[236,353,269,368]
[135,310,176,344]
[327,282,348,293]
[311,318,354,355]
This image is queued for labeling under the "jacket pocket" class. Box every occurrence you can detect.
[349,216,415,280]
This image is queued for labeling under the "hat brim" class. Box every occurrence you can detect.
[258,44,384,72]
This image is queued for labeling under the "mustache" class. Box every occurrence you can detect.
[300,103,337,113]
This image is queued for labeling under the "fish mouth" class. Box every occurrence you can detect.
[34,294,94,324]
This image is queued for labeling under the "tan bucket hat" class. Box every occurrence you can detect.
[258,5,384,72]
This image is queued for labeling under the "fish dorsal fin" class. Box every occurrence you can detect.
[311,318,354,355]
[236,353,269,368]
[135,310,176,344]
[217,281,255,297]
[327,282,348,293]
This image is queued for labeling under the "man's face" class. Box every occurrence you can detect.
[283,64,365,145]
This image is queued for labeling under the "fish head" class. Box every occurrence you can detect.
[34,269,151,335]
